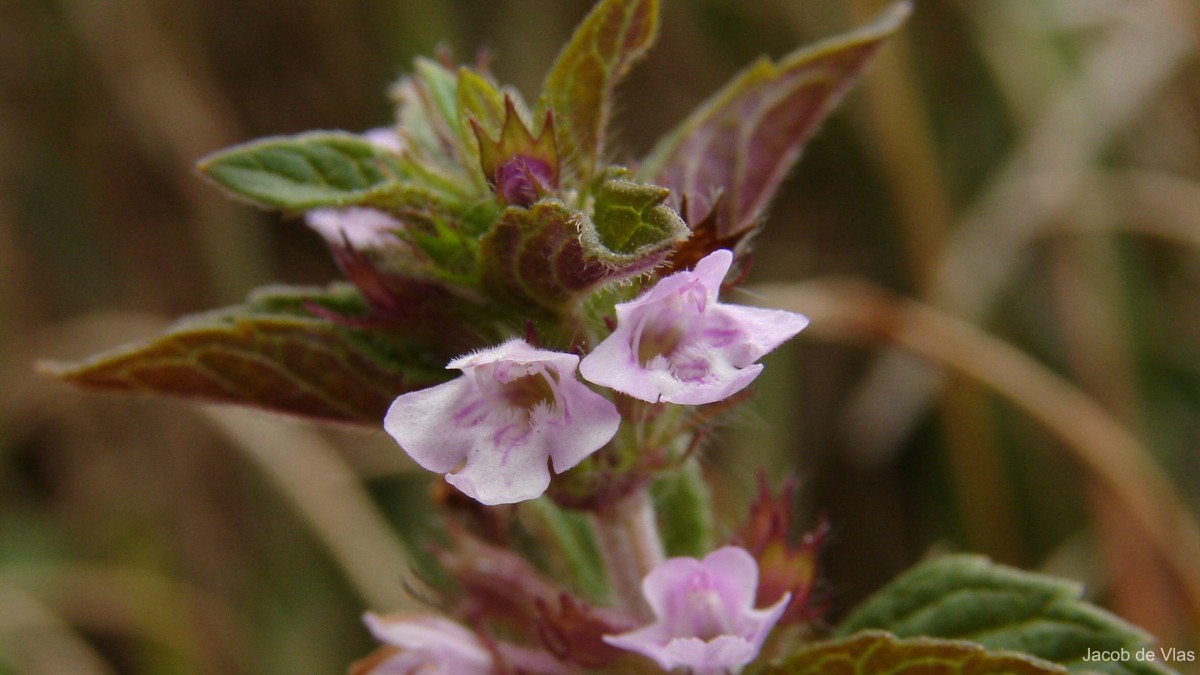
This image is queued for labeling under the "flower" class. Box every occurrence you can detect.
[603,547,789,674]
[384,339,621,505]
[355,613,493,675]
[304,128,405,250]
[579,249,808,405]
[305,206,403,250]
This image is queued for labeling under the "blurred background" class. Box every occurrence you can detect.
[4,0,1200,672]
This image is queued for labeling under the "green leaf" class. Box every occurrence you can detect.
[41,284,449,425]
[456,66,509,170]
[586,173,689,257]
[835,555,1176,675]
[650,459,712,558]
[414,57,461,138]
[522,498,608,601]
[769,630,1068,674]
[197,132,403,211]
[638,1,910,238]
[542,0,659,185]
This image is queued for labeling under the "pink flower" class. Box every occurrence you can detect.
[359,613,493,675]
[579,249,808,405]
[384,339,621,505]
[304,128,405,250]
[305,206,402,250]
[603,547,789,674]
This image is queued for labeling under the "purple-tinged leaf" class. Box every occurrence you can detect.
[769,631,1067,674]
[479,200,613,311]
[542,0,660,186]
[480,181,686,313]
[41,285,451,426]
[639,2,910,238]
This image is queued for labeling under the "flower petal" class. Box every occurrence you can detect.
[690,247,733,296]
[700,547,761,610]
[706,303,810,366]
[384,377,478,473]
[362,613,493,674]
[577,323,661,402]
[446,431,554,505]
[305,207,402,250]
[542,383,622,473]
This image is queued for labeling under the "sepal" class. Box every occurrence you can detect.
[471,97,559,206]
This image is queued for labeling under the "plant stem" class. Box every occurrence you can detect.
[590,487,663,617]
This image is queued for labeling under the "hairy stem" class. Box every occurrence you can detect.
[591,487,664,615]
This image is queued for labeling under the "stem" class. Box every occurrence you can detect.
[590,487,664,616]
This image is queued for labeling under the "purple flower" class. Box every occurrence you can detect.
[603,547,789,674]
[359,613,492,675]
[580,250,808,405]
[384,339,621,505]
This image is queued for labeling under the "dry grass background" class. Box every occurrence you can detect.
[4,0,1200,672]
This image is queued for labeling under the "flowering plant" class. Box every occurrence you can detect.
[45,0,1177,672]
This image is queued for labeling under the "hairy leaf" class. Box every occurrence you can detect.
[650,460,712,558]
[197,132,403,211]
[456,66,509,174]
[588,174,689,257]
[479,175,687,314]
[769,630,1067,674]
[835,555,1175,675]
[42,285,449,425]
[638,2,910,237]
[542,0,659,185]
[479,200,613,311]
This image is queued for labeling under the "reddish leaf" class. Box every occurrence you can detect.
[542,0,660,185]
[769,631,1067,675]
[479,200,612,311]
[477,195,676,312]
[41,288,449,425]
[639,2,910,238]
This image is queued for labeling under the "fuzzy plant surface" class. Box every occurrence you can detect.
[43,0,1176,673]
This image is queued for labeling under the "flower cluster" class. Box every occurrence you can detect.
[359,247,808,673]
[384,249,805,506]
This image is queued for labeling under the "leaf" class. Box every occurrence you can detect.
[522,498,608,601]
[480,185,686,312]
[650,459,712,558]
[41,284,450,425]
[835,555,1176,675]
[479,200,613,311]
[414,57,460,140]
[197,132,403,211]
[638,1,910,238]
[768,630,1068,674]
[588,174,689,257]
[456,66,509,171]
[542,0,659,185]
